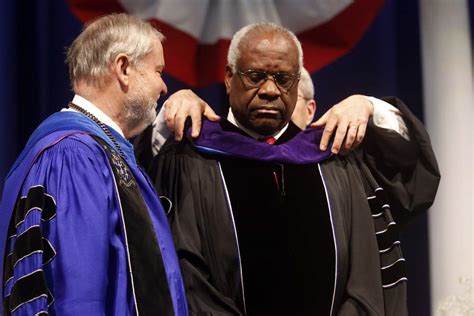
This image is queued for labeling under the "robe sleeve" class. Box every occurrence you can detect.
[150,141,244,316]
[362,97,440,226]
[3,135,130,315]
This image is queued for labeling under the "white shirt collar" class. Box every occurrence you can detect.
[227,109,288,140]
[63,94,125,137]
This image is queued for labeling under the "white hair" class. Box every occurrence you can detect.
[66,13,164,86]
[298,67,314,100]
[227,22,303,73]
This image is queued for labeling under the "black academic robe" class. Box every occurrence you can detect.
[147,97,440,316]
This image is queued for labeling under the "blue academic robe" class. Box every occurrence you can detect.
[0,111,187,315]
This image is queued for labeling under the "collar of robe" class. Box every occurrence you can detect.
[8,111,136,178]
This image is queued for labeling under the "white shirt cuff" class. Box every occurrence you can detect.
[367,96,410,141]
[151,102,172,156]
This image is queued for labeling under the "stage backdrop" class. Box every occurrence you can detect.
[1,1,472,314]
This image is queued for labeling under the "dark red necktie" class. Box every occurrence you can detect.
[262,137,277,145]
[260,136,284,194]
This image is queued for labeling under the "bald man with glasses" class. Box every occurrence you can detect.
[142,22,439,316]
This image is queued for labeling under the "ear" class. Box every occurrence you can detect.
[224,65,234,94]
[306,99,317,125]
[113,53,131,90]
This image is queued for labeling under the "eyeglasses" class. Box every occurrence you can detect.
[236,69,300,93]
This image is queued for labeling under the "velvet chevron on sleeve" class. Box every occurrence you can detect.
[3,136,127,315]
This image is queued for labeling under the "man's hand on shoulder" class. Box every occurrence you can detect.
[311,94,374,155]
[164,89,220,140]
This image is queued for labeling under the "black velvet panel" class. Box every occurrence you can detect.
[382,259,407,287]
[12,226,42,266]
[3,185,56,316]
[368,188,390,215]
[14,186,44,227]
[219,122,335,315]
[8,270,48,312]
[3,254,12,288]
[93,136,174,316]
[42,239,56,266]
[40,195,56,222]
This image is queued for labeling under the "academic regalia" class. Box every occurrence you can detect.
[0,111,187,315]
[149,97,439,316]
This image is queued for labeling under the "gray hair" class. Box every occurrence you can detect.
[66,13,164,85]
[298,67,314,100]
[227,22,303,73]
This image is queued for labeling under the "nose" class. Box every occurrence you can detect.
[160,77,168,96]
[258,77,281,100]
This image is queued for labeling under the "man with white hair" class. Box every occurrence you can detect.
[292,67,316,129]
[150,22,439,315]
[0,14,187,315]
[291,69,369,156]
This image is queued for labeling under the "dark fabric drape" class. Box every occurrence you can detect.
[0,0,83,193]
